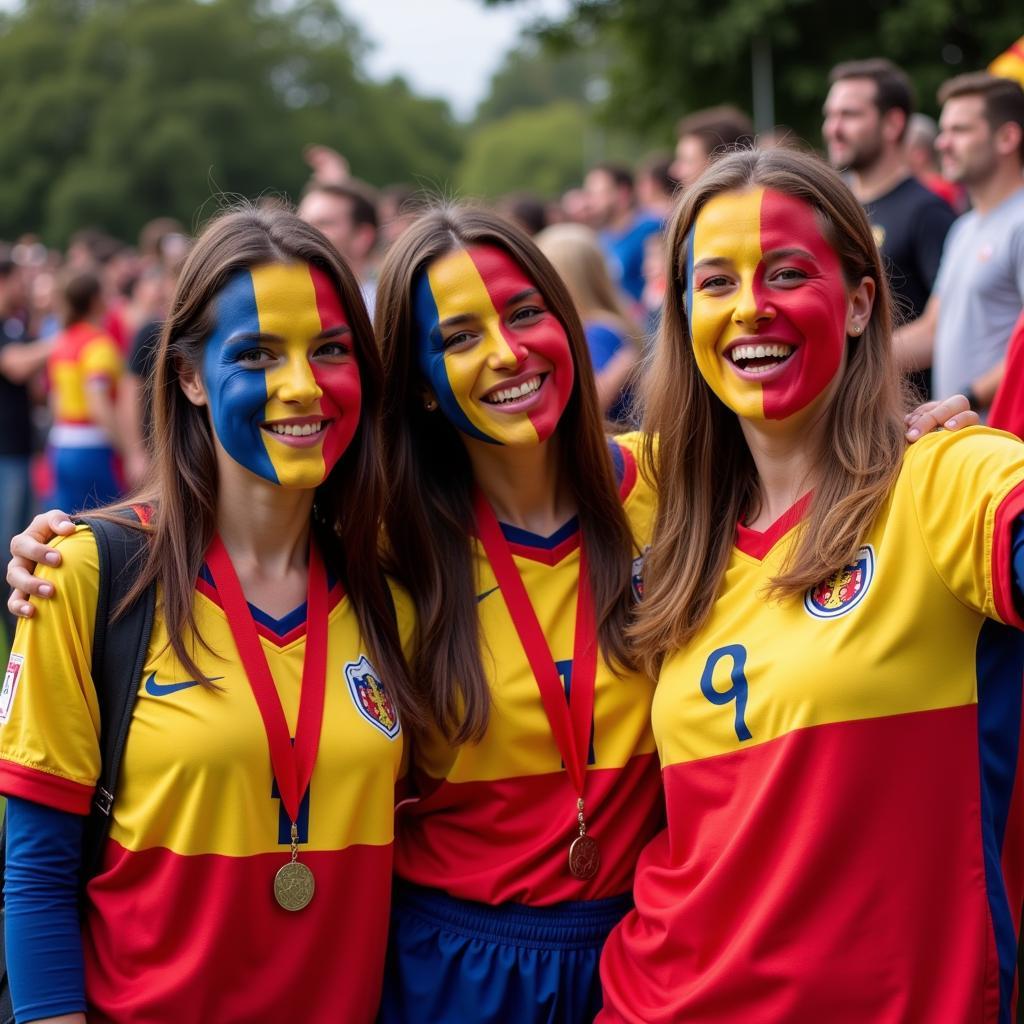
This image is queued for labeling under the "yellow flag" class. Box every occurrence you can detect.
[990,36,1024,86]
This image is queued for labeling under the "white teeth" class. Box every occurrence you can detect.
[486,375,542,404]
[267,421,325,437]
[728,344,794,363]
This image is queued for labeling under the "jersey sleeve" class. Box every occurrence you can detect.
[908,427,1024,628]
[0,526,103,813]
[80,333,122,384]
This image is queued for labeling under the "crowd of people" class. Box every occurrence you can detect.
[1,54,1024,1024]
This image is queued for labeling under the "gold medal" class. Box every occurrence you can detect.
[568,796,600,880]
[274,860,315,911]
[274,821,315,911]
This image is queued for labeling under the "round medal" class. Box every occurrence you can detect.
[274,860,315,911]
[568,834,600,880]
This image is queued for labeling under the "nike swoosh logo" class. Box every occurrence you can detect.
[476,586,500,604]
[145,672,223,697]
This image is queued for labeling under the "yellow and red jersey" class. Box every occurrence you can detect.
[394,434,663,905]
[599,427,1024,1023]
[0,526,405,1024]
[48,322,121,428]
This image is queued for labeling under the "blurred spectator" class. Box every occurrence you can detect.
[298,180,379,315]
[906,113,968,212]
[0,256,52,633]
[559,187,592,225]
[582,162,662,303]
[139,217,189,272]
[640,231,667,336]
[824,58,957,397]
[897,73,1024,411]
[636,153,678,220]
[670,105,754,189]
[536,223,641,423]
[497,193,549,236]
[48,270,124,511]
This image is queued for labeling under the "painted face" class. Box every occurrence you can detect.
[686,187,849,421]
[202,262,362,488]
[414,244,574,446]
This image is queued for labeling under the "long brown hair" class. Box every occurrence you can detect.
[375,204,637,743]
[95,204,422,728]
[632,148,907,677]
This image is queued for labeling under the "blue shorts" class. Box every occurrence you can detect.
[51,445,121,513]
[378,881,632,1024]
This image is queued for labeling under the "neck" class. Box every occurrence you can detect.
[849,148,910,203]
[967,166,1024,215]
[608,206,635,233]
[215,470,315,581]
[465,434,575,535]
[738,409,828,530]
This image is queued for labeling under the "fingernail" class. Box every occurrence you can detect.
[945,419,957,428]
[59,520,73,530]
[20,604,32,617]
[907,428,920,440]
[39,583,53,596]
[45,552,59,565]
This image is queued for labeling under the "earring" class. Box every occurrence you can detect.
[423,398,438,412]
[850,324,863,336]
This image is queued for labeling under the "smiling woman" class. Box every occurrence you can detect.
[0,205,419,1024]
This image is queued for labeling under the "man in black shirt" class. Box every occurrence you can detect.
[0,259,52,638]
[824,58,957,396]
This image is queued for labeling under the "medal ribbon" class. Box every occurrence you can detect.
[205,534,328,826]
[472,489,597,800]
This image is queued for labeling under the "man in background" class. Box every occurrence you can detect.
[582,162,662,303]
[298,181,380,316]
[670,105,754,190]
[824,58,957,396]
[896,73,1024,412]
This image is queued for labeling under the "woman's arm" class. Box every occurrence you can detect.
[4,797,87,1023]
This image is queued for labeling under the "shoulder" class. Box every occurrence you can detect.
[903,425,1024,489]
[21,525,101,636]
[609,431,658,537]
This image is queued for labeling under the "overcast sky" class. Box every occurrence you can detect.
[342,0,570,119]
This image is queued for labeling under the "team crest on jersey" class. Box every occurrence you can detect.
[804,545,875,619]
[1,654,24,723]
[345,655,400,739]
[631,548,648,602]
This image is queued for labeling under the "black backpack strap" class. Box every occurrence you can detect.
[77,509,156,886]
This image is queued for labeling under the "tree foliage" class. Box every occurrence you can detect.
[0,0,464,243]
[484,0,1023,142]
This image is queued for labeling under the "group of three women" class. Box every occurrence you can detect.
[5,146,1023,1024]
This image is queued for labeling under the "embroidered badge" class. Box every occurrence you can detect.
[804,545,875,620]
[631,548,648,602]
[345,655,400,739]
[1,654,25,722]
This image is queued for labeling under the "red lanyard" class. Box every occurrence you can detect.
[205,534,328,827]
[472,489,597,801]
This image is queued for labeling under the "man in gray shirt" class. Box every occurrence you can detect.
[896,73,1024,412]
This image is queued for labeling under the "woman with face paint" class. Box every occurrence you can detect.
[0,206,419,1024]
[372,206,662,1023]
[597,148,1024,1023]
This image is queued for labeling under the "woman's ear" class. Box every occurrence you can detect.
[178,359,208,407]
[419,385,439,412]
[846,276,876,337]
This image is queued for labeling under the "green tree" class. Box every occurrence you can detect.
[484,0,1022,142]
[0,0,464,243]
[458,100,591,198]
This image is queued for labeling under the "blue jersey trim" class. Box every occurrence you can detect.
[499,516,579,550]
[975,617,1024,1023]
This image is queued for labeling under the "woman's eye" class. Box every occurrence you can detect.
[698,275,732,291]
[315,341,351,358]
[237,347,273,364]
[771,267,808,284]
[442,331,474,349]
[509,305,543,324]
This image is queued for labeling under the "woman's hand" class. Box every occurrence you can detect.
[7,509,75,619]
[905,394,979,442]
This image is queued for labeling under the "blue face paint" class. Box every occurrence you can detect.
[684,225,695,341]
[413,266,495,444]
[202,270,278,483]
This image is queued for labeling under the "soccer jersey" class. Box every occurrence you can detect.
[393,435,662,905]
[49,322,121,431]
[0,526,405,1024]
[599,427,1024,1024]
